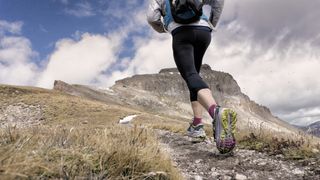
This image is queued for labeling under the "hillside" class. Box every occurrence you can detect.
[1,65,320,179]
[0,84,183,179]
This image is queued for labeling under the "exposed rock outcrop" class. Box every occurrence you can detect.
[0,102,44,128]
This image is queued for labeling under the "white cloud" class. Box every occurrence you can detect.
[100,0,148,34]
[125,34,174,74]
[37,33,121,88]
[64,1,95,17]
[0,36,39,85]
[204,31,320,125]
[220,0,320,47]
[105,33,175,86]
[0,20,39,86]
[0,20,23,35]
[201,0,320,125]
[95,0,163,86]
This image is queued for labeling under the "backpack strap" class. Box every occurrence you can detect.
[188,0,203,16]
[164,0,174,29]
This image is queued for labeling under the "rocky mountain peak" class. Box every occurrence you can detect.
[115,64,242,102]
[159,64,212,74]
[54,80,73,93]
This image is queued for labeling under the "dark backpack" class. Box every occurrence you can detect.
[169,0,204,24]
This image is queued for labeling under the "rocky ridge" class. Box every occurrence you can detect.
[105,64,299,136]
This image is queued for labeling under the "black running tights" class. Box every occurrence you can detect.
[172,26,211,102]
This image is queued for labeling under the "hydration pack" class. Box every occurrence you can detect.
[169,0,204,24]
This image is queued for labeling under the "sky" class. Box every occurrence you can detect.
[0,0,319,126]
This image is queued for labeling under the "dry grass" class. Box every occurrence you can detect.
[236,124,320,160]
[0,125,181,179]
[0,85,134,126]
[133,115,187,134]
[0,85,182,179]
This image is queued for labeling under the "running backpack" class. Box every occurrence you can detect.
[169,0,204,24]
[213,107,237,154]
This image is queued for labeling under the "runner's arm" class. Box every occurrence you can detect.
[203,0,225,28]
[147,0,166,33]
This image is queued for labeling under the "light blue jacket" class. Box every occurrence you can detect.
[147,0,225,33]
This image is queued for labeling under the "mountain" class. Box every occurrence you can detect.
[305,121,320,137]
[54,64,299,136]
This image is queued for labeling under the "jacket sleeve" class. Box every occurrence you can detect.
[203,0,225,28]
[147,0,166,33]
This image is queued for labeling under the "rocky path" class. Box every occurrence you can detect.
[157,130,320,180]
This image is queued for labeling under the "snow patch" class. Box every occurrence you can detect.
[105,87,114,92]
[97,87,114,92]
[94,86,115,95]
[119,115,137,124]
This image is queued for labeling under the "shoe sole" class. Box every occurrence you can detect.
[215,107,237,154]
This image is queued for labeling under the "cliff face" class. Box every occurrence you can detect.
[115,64,242,102]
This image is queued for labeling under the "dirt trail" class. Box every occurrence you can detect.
[157,130,320,180]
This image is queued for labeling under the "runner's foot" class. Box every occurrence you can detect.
[187,123,206,138]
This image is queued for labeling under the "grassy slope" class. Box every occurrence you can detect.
[0,85,182,179]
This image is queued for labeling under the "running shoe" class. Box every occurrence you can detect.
[187,123,206,138]
[213,106,237,154]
